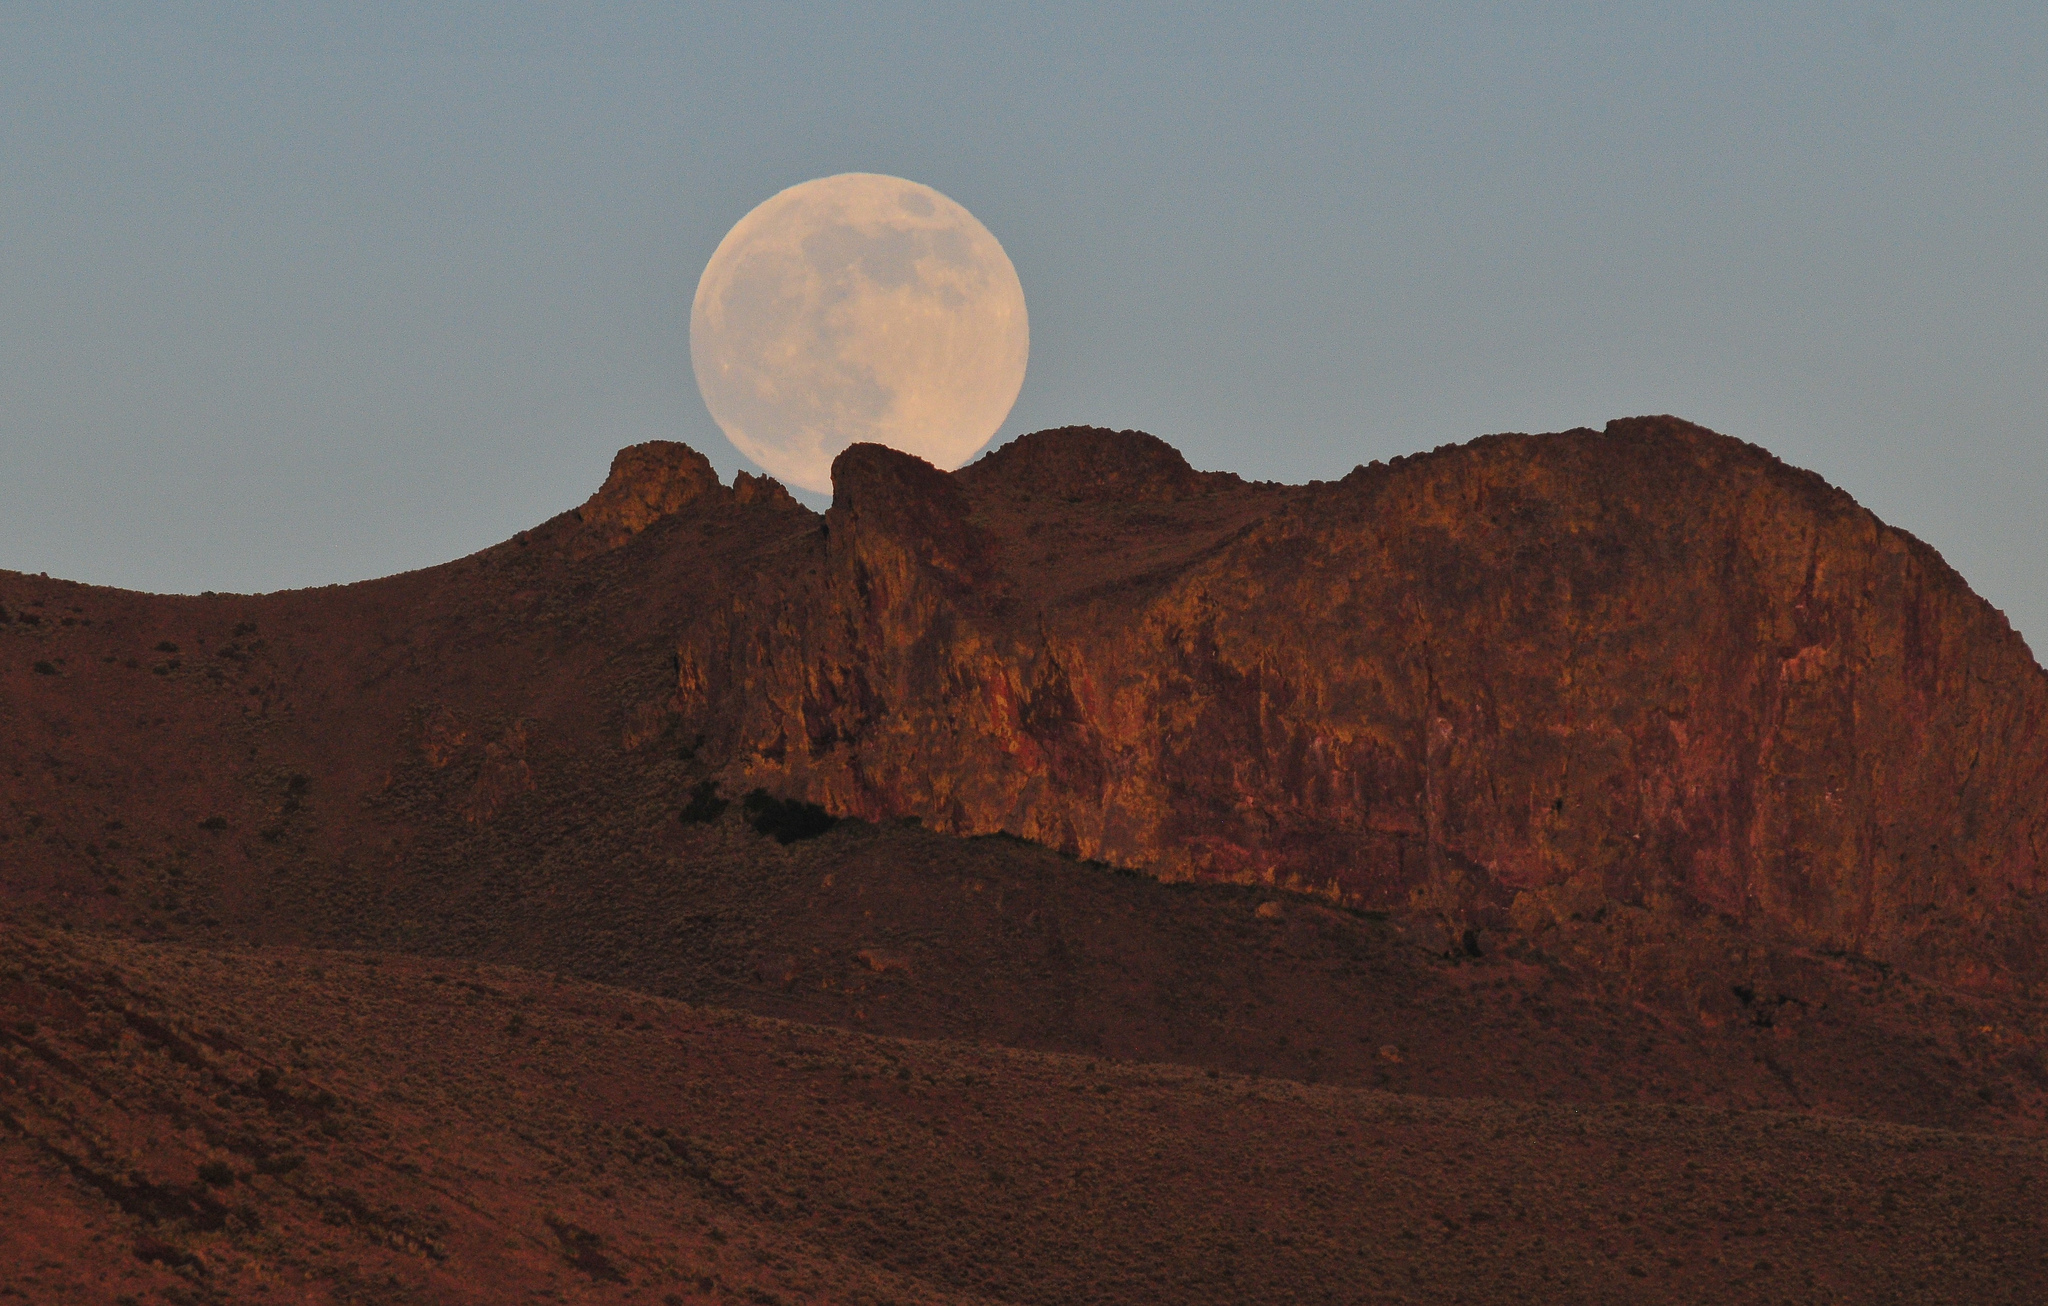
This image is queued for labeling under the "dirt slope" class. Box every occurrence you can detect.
[5,922,2045,1306]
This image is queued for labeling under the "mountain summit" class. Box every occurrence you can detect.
[7,418,2048,1300]
[4,417,2044,990]
[720,416,2048,988]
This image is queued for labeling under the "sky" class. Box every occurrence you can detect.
[2,4,2043,648]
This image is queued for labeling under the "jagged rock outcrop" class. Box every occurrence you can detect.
[11,420,2048,1301]
[966,424,1240,503]
[4,416,2043,993]
[574,440,725,551]
[691,418,2048,986]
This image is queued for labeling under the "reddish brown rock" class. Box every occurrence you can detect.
[697,418,2048,988]
[573,440,723,551]
[3,416,2044,995]
[14,418,2048,1298]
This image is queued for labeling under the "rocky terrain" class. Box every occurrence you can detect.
[725,418,2048,990]
[6,921,2045,1305]
[5,416,2048,1302]
[6,417,2044,987]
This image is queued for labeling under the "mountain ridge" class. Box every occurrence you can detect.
[4,416,2045,994]
[707,416,2048,989]
[9,416,2048,1301]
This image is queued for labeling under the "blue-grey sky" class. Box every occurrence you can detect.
[3,4,2043,648]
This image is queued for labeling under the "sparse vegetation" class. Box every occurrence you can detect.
[546,1215,625,1281]
[742,789,836,843]
[4,422,2047,1304]
[0,919,2042,1305]
[678,780,728,824]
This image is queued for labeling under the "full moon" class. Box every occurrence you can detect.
[690,173,1029,493]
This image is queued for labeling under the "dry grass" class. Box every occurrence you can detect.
[6,439,2048,1303]
[4,921,2045,1305]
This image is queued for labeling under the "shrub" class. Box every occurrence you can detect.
[31,661,56,676]
[546,1216,624,1282]
[742,789,836,844]
[678,780,729,825]
[132,1235,195,1268]
[197,1160,236,1187]
[155,640,179,653]
[199,816,228,832]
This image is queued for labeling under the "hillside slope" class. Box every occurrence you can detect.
[8,418,2048,1300]
[5,922,2046,1306]
[5,419,2041,996]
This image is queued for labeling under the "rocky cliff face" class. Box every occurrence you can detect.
[685,419,2048,987]
[4,418,2043,994]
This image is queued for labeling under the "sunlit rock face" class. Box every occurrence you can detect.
[688,417,2048,987]
[4,416,2043,995]
[574,441,724,552]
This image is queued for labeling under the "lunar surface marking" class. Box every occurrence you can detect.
[691,173,1029,492]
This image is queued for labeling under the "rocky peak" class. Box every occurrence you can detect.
[576,441,724,541]
[732,470,806,512]
[826,443,993,598]
[709,418,2048,990]
[960,426,1239,503]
